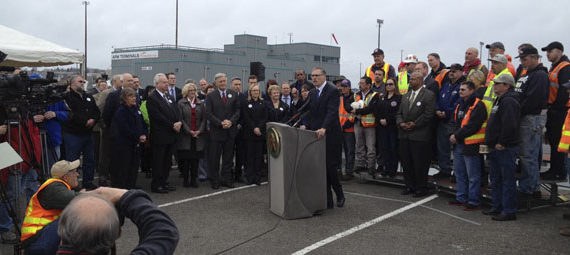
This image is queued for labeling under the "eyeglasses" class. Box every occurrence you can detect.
[78,80,86,83]
[386,83,395,86]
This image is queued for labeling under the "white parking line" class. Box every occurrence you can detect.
[345,192,481,226]
[158,182,267,208]
[292,194,438,255]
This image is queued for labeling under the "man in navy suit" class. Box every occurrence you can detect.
[147,73,182,193]
[301,67,345,209]
[166,72,182,102]
[205,73,241,189]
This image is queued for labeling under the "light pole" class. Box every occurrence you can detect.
[175,0,179,48]
[82,0,89,79]
[377,19,383,49]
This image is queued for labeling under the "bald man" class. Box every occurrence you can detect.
[396,72,436,197]
[463,47,489,78]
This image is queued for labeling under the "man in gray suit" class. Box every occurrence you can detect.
[396,72,436,197]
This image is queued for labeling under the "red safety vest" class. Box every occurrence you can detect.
[454,98,487,144]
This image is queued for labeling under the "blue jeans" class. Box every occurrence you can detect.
[0,170,39,232]
[453,144,481,206]
[26,219,60,255]
[436,121,453,174]
[517,114,546,194]
[63,132,95,186]
[342,132,356,173]
[489,147,519,215]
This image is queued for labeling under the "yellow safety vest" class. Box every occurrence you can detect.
[366,63,390,84]
[354,91,377,127]
[558,109,570,153]
[482,69,512,118]
[398,71,409,94]
[21,178,71,242]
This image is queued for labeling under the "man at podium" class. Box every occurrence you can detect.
[300,67,346,209]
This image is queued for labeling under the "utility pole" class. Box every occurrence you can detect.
[82,1,89,79]
[288,33,293,44]
[400,50,403,62]
[377,19,383,49]
[175,0,179,48]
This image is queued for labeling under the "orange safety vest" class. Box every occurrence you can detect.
[354,91,377,127]
[548,61,570,106]
[21,178,71,242]
[558,109,570,153]
[454,98,487,145]
[339,96,355,132]
[366,63,390,84]
[435,69,450,89]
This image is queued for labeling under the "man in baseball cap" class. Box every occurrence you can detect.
[541,41,570,182]
[366,48,396,85]
[20,160,81,253]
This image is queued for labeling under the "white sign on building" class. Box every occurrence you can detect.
[112,50,159,60]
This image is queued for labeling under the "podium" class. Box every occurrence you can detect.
[266,122,327,219]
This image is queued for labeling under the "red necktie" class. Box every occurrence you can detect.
[222,92,227,104]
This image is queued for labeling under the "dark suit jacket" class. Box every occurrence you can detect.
[205,89,241,141]
[168,86,182,102]
[102,88,121,128]
[396,87,436,142]
[306,82,342,145]
[147,90,180,144]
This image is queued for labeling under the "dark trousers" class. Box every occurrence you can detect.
[245,139,264,184]
[379,126,399,174]
[110,144,140,189]
[326,143,344,207]
[342,132,356,173]
[25,219,60,255]
[151,142,175,189]
[140,141,152,173]
[376,126,383,169]
[98,128,113,179]
[208,138,235,184]
[399,138,431,192]
[92,130,101,170]
[179,158,199,182]
[234,134,247,179]
[546,108,567,176]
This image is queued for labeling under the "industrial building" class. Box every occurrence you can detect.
[111,34,340,91]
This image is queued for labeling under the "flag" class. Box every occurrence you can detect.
[332,33,339,45]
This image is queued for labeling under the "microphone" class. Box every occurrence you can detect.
[286,97,311,125]
[293,110,310,127]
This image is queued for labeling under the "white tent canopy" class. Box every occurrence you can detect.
[0,24,84,67]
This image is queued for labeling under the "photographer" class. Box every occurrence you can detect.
[62,74,100,190]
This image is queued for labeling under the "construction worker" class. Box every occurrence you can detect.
[350,77,379,176]
[485,42,516,84]
[482,54,514,116]
[557,80,570,236]
[449,81,487,211]
[398,54,418,94]
[20,160,82,254]
[464,47,489,78]
[365,48,396,85]
[542,41,570,181]
[338,79,356,180]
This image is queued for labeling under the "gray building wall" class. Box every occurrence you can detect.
[111,34,340,92]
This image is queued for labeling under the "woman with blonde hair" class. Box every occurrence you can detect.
[177,83,206,187]
[243,84,268,185]
[267,85,290,123]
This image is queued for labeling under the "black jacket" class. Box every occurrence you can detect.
[351,90,380,116]
[267,100,291,123]
[243,99,268,140]
[306,82,342,145]
[62,90,100,135]
[514,63,549,116]
[549,55,570,110]
[485,90,520,148]
[376,94,402,128]
[453,95,487,155]
[112,104,147,147]
[147,90,180,145]
[102,87,121,128]
[205,89,241,141]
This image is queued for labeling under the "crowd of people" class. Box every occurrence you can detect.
[2,40,570,250]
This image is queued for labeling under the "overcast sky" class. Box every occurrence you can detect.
[2,0,570,85]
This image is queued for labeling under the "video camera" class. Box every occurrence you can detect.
[0,70,67,120]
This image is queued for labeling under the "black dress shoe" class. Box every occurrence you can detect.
[336,197,345,208]
[492,213,516,221]
[221,182,235,188]
[482,209,501,216]
[211,183,220,189]
[401,188,414,195]
[183,181,191,188]
[151,187,169,194]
